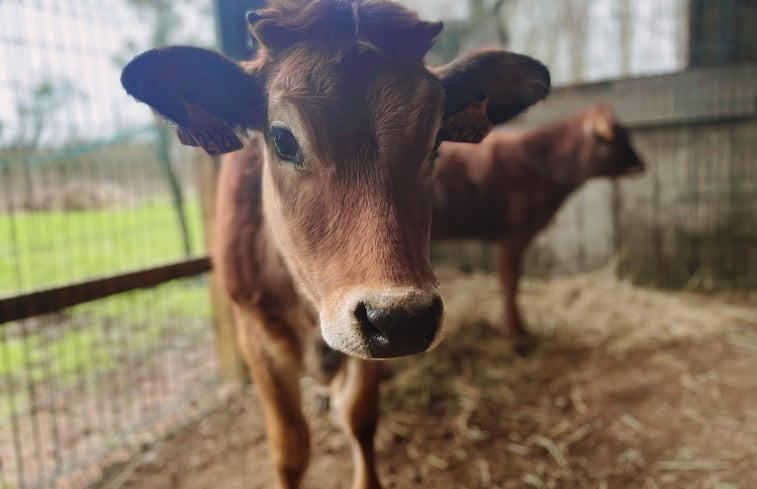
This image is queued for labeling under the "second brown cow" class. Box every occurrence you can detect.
[432,105,645,339]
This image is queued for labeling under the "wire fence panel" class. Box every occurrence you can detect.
[0,0,210,297]
[0,1,219,488]
[0,131,206,297]
[0,276,218,489]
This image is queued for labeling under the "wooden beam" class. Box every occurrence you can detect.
[0,257,211,324]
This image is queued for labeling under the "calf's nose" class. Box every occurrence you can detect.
[354,296,443,358]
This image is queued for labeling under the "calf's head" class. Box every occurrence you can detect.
[581,105,645,178]
[120,0,550,359]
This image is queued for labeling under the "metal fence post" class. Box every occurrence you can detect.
[215,0,264,61]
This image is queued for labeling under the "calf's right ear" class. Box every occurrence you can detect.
[434,50,550,143]
[121,46,266,155]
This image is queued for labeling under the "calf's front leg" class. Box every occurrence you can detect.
[235,308,310,489]
[498,242,527,338]
[331,357,382,489]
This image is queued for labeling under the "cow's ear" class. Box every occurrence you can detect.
[586,105,617,141]
[434,50,550,143]
[121,46,266,155]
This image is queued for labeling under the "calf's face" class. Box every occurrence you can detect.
[120,1,550,359]
[263,51,445,358]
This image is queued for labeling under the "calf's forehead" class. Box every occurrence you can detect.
[267,47,444,169]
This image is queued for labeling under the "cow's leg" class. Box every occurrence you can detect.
[498,242,527,338]
[330,357,382,489]
[236,309,309,489]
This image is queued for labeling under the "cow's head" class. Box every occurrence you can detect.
[581,105,645,178]
[121,0,550,359]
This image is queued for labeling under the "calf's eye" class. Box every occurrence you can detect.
[270,126,303,166]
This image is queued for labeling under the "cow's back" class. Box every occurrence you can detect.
[432,134,566,243]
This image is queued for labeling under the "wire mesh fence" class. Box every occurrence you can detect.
[1,1,220,488]
[0,130,206,296]
[1,276,218,489]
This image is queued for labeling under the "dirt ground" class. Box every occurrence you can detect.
[96,268,757,489]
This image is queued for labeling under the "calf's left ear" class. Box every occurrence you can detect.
[434,50,550,143]
[121,46,266,155]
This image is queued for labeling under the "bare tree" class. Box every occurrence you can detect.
[9,77,84,207]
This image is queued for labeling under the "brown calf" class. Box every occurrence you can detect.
[432,105,644,338]
[121,1,550,487]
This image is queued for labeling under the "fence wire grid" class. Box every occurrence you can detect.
[1,1,219,488]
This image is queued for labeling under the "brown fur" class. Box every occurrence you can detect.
[432,105,645,337]
[250,0,442,61]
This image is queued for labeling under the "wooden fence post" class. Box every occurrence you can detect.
[194,150,246,382]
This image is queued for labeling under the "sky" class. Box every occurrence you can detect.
[0,0,214,147]
[0,0,687,147]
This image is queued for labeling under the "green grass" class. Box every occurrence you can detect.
[0,200,213,409]
[0,327,111,381]
[0,199,206,294]
[71,276,212,324]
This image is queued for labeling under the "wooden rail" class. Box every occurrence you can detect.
[0,257,212,324]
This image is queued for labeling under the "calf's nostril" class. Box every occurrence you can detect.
[353,296,443,358]
[424,297,443,323]
[354,302,389,348]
